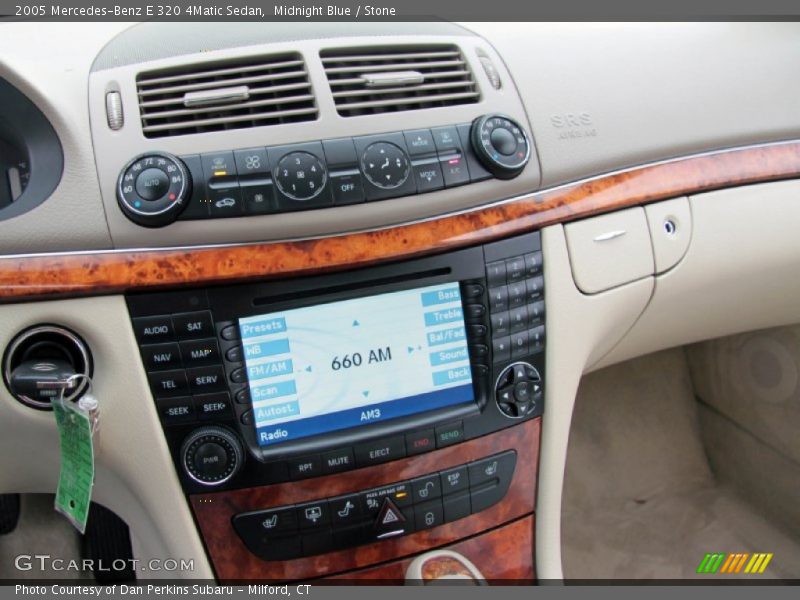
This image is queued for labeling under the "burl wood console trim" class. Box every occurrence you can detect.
[333,515,535,583]
[190,418,540,582]
[2,141,800,301]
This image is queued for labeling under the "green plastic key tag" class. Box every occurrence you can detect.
[51,383,98,535]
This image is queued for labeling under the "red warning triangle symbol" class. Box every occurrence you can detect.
[382,509,399,524]
[374,498,406,530]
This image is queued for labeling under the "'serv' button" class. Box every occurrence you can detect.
[354,436,405,467]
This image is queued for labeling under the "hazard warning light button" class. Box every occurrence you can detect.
[373,497,409,539]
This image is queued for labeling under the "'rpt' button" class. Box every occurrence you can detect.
[288,455,322,480]
[354,436,405,467]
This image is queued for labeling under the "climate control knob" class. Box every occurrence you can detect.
[117,152,190,227]
[181,426,244,487]
[274,151,327,202]
[470,114,531,179]
[360,142,410,190]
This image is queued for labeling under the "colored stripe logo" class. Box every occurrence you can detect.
[696,552,773,574]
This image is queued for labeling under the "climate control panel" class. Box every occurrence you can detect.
[115,114,532,227]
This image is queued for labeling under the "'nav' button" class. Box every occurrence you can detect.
[354,436,406,467]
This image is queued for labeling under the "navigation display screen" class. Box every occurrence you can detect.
[238,283,475,447]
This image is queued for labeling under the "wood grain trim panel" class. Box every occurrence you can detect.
[3,141,799,301]
[329,515,535,583]
[190,418,539,582]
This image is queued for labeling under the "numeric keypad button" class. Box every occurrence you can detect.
[275,152,327,202]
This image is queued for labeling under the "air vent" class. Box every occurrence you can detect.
[321,45,480,117]
[137,53,317,138]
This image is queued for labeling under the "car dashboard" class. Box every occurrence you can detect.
[1,21,800,583]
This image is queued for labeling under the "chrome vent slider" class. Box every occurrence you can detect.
[321,44,480,117]
[137,53,317,138]
[183,85,250,108]
[361,71,425,88]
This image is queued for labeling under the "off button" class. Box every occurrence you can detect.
[330,171,365,205]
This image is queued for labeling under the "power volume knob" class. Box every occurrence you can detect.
[117,152,191,227]
[470,114,531,180]
[181,426,244,487]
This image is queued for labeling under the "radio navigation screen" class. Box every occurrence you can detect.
[238,283,475,447]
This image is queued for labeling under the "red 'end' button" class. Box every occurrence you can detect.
[406,430,436,455]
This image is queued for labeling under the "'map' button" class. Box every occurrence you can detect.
[354,435,406,467]
[435,421,464,448]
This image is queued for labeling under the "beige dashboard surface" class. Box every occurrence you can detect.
[0,296,213,578]
[3,23,800,253]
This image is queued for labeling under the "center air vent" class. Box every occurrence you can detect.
[137,53,317,138]
[321,45,480,117]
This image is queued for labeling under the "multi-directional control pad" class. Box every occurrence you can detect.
[495,362,542,418]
